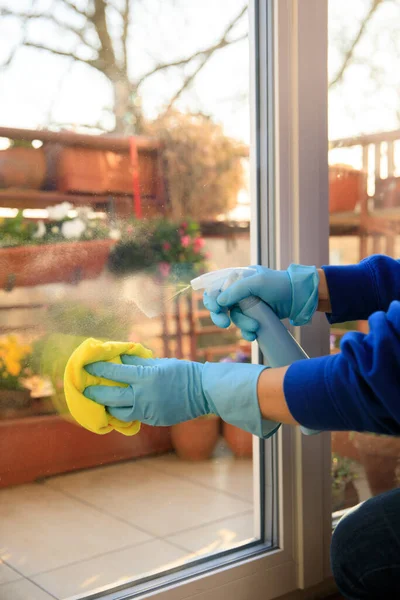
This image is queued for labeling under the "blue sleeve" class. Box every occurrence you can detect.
[322,254,400,323]
[284,300,400,434]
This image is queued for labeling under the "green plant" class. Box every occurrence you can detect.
[108,219,208,281]
[0,205,117,249]
[0,212,37,248]
[332,453,357,490]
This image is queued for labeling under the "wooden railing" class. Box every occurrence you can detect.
[329,129,400,260]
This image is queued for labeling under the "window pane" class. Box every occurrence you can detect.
[0,1,268,598]
[328,0,400,518]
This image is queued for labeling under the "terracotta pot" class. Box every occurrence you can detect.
[331,431,360,463]
[0,147,46,190]
[329,165,365,213]
[171,416,220,461]
[57,147,158,196]
[0,414,172,488]
[354,432,400,496]
[0,239,115,290]
[223,422,253,458]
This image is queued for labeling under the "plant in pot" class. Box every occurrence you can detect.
[353,432,400,496]
[0,204,119,289]
[107,219,208,316]
[144,109,246,220]
[220,350,253,459]
[331,453,359,512]
[171,414,220,461]
[0,334,54,419]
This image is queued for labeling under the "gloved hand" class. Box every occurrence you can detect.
[84,355,279,438]
[203,264,319,341]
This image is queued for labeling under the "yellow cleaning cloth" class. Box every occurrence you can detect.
[64,337,152,436]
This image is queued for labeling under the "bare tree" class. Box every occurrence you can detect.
[0,0,248,134]
[329,0,386,89]
[0,0,393,134]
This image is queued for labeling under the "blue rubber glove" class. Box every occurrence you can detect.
[203,264,319,341]
[84,356,280,439]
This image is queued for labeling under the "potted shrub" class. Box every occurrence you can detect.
[329,164,365,213]
[107,219,208,316]
[144,110,246,220]
[107,219,208,280]
[171,414,220,461]
[353,432,400,496]
[0,205,117,289]
[331,453,359,512]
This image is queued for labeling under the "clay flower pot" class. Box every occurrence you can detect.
[223,422,253,458]
[0,415,172,488]
[329,165,365,213]
[354,432,400,496]
[0,147,46,190]
[0,239,115,290]
[171,415,220,461]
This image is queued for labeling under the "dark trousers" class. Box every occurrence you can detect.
[331,488,400,599]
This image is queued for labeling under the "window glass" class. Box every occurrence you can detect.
[328,0,400,518]
[0,2,266,598]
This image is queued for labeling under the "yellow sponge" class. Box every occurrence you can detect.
[64,337,152,436]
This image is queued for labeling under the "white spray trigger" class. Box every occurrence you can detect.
[190,267,256,294]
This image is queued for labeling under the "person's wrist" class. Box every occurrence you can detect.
[287,264,319,325]
[316,268,331,312]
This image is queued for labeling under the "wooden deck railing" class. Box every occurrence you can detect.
[329,129,400,260]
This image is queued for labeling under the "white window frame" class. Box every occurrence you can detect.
[78,2,333,599]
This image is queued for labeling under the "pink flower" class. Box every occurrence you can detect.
[181,235,190,248]
[163,242,171,251]
[126,225,134,234]
[181,221,188,229]
[158,262,171,278]
[193,237,205,251]
[205,252,211,259]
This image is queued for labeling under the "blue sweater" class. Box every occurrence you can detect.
[284,255,400,434]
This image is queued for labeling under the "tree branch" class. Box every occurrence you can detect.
[24,42,104,73]
[136,4,248,88]
[329,0,385,89]
[59,0,91,19]
[121,0,130,73]
[164,33,248,112]
[0,8,98,51]
[93,0,117,76]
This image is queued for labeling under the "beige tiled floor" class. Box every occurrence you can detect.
[0,447,372,600]
[0,447,256,599]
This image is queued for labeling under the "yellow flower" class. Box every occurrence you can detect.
[0,335,32,378]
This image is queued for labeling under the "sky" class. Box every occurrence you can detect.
[0,0,400,175]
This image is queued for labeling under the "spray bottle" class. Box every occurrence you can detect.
[191,267,319,436]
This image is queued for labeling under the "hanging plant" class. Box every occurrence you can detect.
[144,110,246,220]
